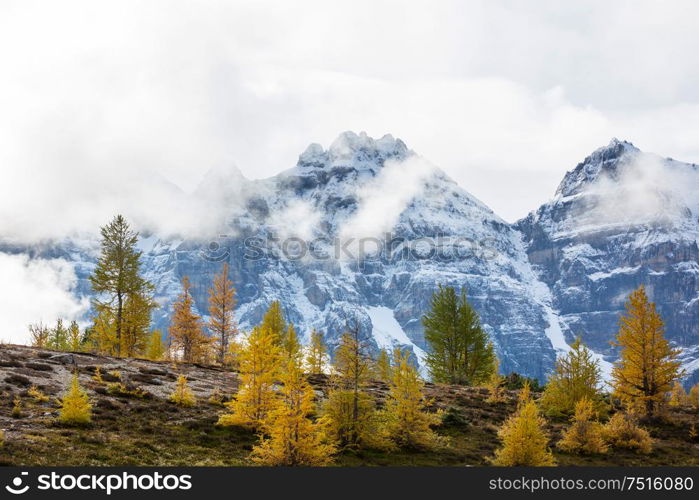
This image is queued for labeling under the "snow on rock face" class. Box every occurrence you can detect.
[9,133,697,385]
[4,132,561,381]
[517,139,699,387]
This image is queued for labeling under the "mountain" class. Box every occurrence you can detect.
[3,133,698,385]
[517,139,699,385]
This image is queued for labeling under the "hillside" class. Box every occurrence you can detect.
[1,344,697,466]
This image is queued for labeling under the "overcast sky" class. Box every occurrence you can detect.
[1,0,699,234]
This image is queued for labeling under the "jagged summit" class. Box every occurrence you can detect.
[297,131,410,169]
[555,138,640,197]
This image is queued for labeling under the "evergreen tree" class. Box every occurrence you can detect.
[261,301,286,344]
[382,349,445,450]
[89,215,154,357]
[207,263,237,365]
[169,277,209,363]
[323,325,378,449]
[557,397,608,454]
[540,337,605,416]
[145,330,165,360]
[306,329,328,375]
[218,325,281,429]
[252,357,335,466]
[422,285,495,385]
[611,285,682,418]
[491,383,555,466]
[58,373,92,425]
[169,375,196,407]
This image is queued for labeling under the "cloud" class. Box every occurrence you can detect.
[1,0,698,245]
[0,253,89,344]
[573,151,699,231]
[337,155,437,257]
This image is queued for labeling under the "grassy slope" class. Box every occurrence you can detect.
[0,345,697,466]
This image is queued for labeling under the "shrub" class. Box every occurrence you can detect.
[601,411,652,454]
[11,397,22,418]
[28,385,50,403]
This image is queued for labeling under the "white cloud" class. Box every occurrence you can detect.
[0,253,89,344]
[1,0,698,246]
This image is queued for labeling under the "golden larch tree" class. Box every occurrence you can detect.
[145,330,165,360]
[668,381,688,407]
[169,277,209,363]
[218,325,281,429]
[251,357,336,466]
[306,329,328,375]
[382,349,445,450]
[611,285,682,419]
[207,263,237,365]
[261,300,287,344]
[689,383,699,409]
[58,373,92,425]
[540,337,605,416]
[491,382,555,466]
[169,375,196,407]
[557,397,608,454]
[323,325,378,449]
[281,324,302,364]
[376,348,392,382]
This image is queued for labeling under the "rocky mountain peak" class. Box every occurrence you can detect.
[297,131,410,170]
[555,138,640,197]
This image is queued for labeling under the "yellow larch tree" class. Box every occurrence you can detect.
[261,300,287,344]
[689,383,699,409]
[557,397,608,454]
[381,349,445,450]
[169,277,210,363]
[58,373,92,425]
[376,348,392,382]
[207,263,237,365]
[281,323,302,364]
[491,382,555,466]
[601,410,652,454]
[169,375,196,407]
[218,325,281,429]
[322,325,378,449]
[306,328,328,375]
[540,337,605,416]
[251,357,335,466]
[485,356,506,403]
[145,330,165,360]
[611,285,682,419]
[668,381,688,407]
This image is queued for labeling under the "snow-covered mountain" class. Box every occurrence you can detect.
[3,133,698,384]
[517,139,699,386]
